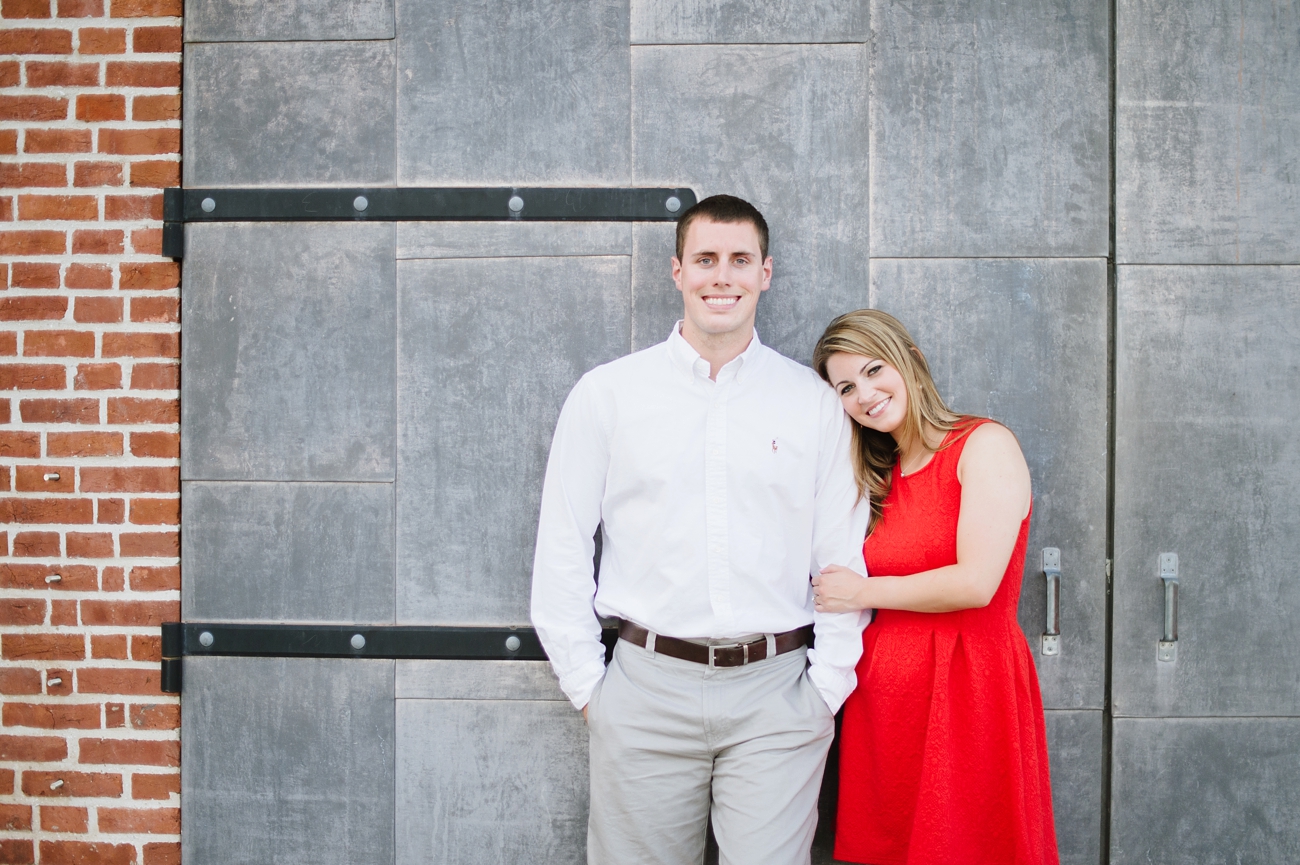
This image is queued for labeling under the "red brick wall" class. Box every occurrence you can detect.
[1,0,181,862]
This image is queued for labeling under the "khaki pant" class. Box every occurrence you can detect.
[586,639,835,865]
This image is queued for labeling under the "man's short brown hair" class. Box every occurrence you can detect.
[675,194,770,262]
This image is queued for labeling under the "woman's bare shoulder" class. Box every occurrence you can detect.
[958,421,1028,476]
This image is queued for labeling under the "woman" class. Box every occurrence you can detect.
[810,310,1058,865]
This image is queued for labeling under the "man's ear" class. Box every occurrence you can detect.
[671,256,684,293]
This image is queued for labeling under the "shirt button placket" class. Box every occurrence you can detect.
[704,381,732,629]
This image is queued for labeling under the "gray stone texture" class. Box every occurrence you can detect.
[181,222,396,482]
[182,481,395,624]
[397,222,632,260]
[396,699,589,864]
[182,657,395,865]
[632,44,870,363]
[1044,709,1103,865]
[1117,0,1300,263]
[870,0,1110,257]
[184,0,395,42]
[631,0,868,44]
[1113,265,1300,718]
[396,660,567,700]
[1111,718,1300,861]
[396,256,631,625]
[184,41,395,186]
[396,0,631,184]
[630,222,681,351]
[871,257,1110,710]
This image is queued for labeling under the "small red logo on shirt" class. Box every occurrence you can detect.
[772,439,778,453]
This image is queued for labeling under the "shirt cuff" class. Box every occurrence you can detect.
[805,649,856,714]
[557,657,609,711]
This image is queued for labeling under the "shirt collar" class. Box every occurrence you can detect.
[666,321,764,383]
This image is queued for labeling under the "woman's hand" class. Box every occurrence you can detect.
[812,565,869,613]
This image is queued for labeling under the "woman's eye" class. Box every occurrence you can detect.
[867,365,882,376]
[840,384,854,395]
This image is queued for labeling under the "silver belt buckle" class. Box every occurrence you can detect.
[707,642,746,668]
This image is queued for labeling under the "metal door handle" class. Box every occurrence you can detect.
[1158,552,1178,662]
[1041,548,1061,656]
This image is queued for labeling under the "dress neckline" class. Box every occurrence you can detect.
[895,425,971,481]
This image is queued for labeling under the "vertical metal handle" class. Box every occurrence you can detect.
[1158,552,1178,662]
[1041,548,1061,656]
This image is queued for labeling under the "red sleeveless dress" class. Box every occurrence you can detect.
[834,421,1059,865]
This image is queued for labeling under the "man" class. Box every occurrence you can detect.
[531,195,870,865]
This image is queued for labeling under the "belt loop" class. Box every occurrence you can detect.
[645,631,656,656]
[765,633,777,659]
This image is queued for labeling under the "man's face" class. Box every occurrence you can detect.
[672,218,772,341]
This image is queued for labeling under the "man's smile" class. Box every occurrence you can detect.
[703,295,741,310]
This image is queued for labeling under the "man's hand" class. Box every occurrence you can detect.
[812,564,869,613]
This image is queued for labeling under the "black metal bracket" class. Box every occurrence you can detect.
[161,186,698,259]
[159,622,619,694]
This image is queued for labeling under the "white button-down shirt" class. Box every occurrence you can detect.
[531,325,871,712]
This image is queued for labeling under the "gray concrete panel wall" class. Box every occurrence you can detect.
[630,223,681,351]
[397,222,632,261]
[1111,718,1300,861]
[869,0,1110,257]
[182,658,396,865]
[396,255,631,625]
[632,44,869,362]
[184,41,396,186]
[396,700,589,865]
[184,0,395,42]
[1113,265,1300,717]
[182,481,396,623]
[1117,0,1300,263]
[396,0,631,184]
[870,257,1110,710]
[1044,709,1104,865]
[396,660,567,700]
[181,223,396,482]
[631,0,868,44]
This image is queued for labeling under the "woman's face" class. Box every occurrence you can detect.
[825,352,909,437]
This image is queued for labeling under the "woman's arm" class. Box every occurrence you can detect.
[812,423,1032,614]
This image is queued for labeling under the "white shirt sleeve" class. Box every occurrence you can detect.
[805,387,872,714]
[530,375,611,710]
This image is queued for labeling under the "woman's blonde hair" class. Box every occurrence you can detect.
[812,309,978,534]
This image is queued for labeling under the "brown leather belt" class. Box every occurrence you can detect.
[617,620,814,668]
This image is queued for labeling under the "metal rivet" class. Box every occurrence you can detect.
[49,779,64,790]
[353,195,368,212]
[508,195,525,213]
[47,677,62,686]
[351,634,366,650]
[44,472,60,481]
[198,631,214,647]
[200,197,216,213]
[504,635,521,652]
[665,196,682,213]
[45,574,61,584]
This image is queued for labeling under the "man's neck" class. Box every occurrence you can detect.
[680,320,755,380]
